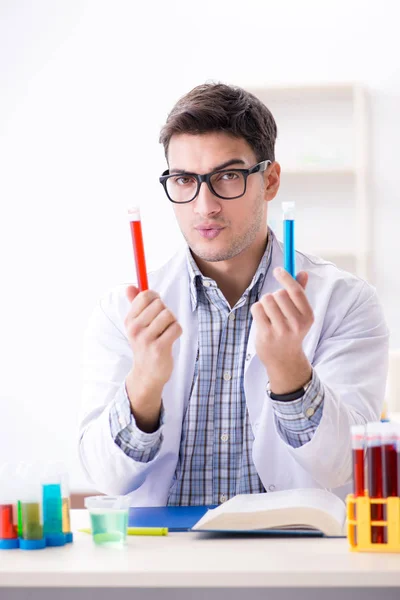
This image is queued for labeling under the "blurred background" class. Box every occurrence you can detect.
[1,0,400,499]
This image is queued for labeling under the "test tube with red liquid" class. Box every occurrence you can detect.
[0,463,19,550]
[128,207,148,292]
[381,422,399,499]
[397,429,400,497]
[366,422,385,543]
[351,424,365,546]
[351,425,366,498]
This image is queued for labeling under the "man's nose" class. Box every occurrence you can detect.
[193,181,221,217]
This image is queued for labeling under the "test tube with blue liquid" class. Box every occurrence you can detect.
[282,201,296,278]
[42,463,66,547]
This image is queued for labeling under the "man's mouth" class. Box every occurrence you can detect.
[195,226,225,239]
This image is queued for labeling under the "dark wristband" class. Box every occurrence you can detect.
[269,387,305,402]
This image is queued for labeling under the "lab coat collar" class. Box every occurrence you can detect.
[184,228,274,312]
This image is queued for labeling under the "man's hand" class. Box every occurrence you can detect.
[124,286,182,431]
[250,267,314,395]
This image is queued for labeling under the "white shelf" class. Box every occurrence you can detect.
[282,166,355,176]
[251,83,358,99]
[305,249,358,258]
[298,248,370,275]
[249,82,370,281]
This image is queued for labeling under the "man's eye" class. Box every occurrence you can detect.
[173,176,195,185]
[220,171,239,180]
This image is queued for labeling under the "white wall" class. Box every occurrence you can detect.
[1,0,399,490]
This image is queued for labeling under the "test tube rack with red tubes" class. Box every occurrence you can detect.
[347,422,400,553]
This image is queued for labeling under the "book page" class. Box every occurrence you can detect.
[192,488,346,536]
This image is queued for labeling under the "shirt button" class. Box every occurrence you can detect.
[203,281,211,287]
[223,371,232,381]
[268,485,276,492]
[220,494,227,503]
[245,354,252,361]
[305,407,315,418]
[220,433,229,442]
[228,313,235,321]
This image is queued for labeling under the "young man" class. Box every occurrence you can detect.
[79,83,389,505]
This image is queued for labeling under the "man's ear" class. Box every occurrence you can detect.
[264,161,281,202]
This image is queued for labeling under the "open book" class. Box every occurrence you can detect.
[192,488,347,537]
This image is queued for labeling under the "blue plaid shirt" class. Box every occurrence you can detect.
[110,231,324,505]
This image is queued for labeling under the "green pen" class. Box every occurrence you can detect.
[79,527,168,536]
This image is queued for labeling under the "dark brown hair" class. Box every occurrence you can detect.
[159,83,278,163]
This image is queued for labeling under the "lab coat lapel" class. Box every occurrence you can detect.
[160,249,198,430]
[244,235,283,425]
[245,234,284,368]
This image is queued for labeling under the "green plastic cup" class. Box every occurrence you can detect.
[84,496,131,548]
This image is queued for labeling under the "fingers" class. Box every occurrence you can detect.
[273,268,311,317]
[126,290,160,321]
[296,271,308,289]
[251,301,271,328]
[147,308,178,339]
[124,287,181,344]
[124,287,182,391]
[136,298,165,328]
[259,294,287,332]
[158,321,183,346]
[126,285,140,304]
[271,289,302,324]
[252,281,312,336]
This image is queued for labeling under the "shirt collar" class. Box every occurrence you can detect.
[186,228,274,312]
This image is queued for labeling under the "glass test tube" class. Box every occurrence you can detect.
[351,425,366,497]
[0,504,15,538]
[128,207,149,291]
[19,469,46,550]
[381,422,399,498]
[42,463,66,546]
[60,470,73,542]
[397,431,400,497]
[0,463,19,549]
[366,422,385,543]
[282,201,296,278]
[15,463,29,538]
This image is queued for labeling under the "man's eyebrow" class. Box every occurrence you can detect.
[169,158,247,175]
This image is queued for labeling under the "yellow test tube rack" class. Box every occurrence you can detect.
[347,494,400,552]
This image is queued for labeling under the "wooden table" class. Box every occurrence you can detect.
[0,509,399,600]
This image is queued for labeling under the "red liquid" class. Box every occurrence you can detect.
[129,220,148,291]
[352,448,365,497]
[398,449,400,496]
[367,445,384,543]
[383,444,398,497]
[0,504,17,539]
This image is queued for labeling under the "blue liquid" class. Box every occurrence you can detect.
[42,484,62,535]
[90,511,128,547]
[284,219,295,277]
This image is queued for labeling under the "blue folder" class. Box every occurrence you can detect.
[128,506,324,536]
[129,505,217,532]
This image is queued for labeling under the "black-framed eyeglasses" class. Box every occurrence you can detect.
[159,159,271,204]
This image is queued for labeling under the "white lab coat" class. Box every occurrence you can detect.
[79,235,389,504]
